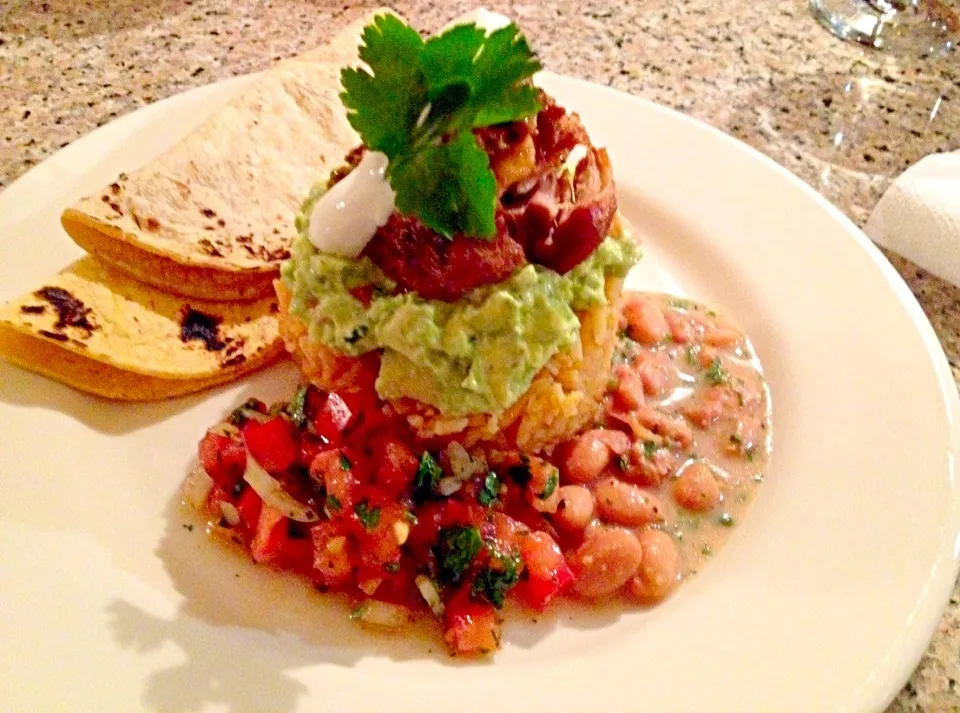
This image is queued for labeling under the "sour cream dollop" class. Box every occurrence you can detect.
[308,150,396,257]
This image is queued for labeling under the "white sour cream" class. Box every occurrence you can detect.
[307,151,396,257]
[443,8,512,34]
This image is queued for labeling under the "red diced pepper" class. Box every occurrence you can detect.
[372,438,418,497]
[250,504,312,570]
[242,417,297,473]
[235,486,263,541]
[312,392,356,444]
[198,431,247,490]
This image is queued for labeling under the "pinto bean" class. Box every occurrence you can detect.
[560,429,622,484]
[552,485,595,531]
[594,477,665,526]
[612,364,645,410]
[570,527,644,598]
[633,351,676,397]
[623,295,670,345]
[672,461,722,512]
[628,529,680,604]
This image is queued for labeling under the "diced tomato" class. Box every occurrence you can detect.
[440,500,487,529]
[242,417,297,473]
[298,434,332,469]
[312,392,357,444]
[406,501,445,551]
[249,505,312,570]
[311,520,352,586]
[444,586,500,655]
[516,531,574,610]
[310,449,358,512]
[235,486,263,541]
[198,431,247,490]
[356,503,408,566]
[372,438,418,497]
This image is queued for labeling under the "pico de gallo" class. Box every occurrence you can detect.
[182,292,771,655]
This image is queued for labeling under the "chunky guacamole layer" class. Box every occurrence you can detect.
[281,215,640,416]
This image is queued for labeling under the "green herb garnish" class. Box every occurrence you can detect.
[384,561,401,573]
[434,525,483,584]
[339,454,352,471]
[538,468,559,499]
[478,471,500,507]
[719,513,735,527]
[642,440,659,459]
[414,451,443,501]
[340,14,542,238]
[704,357,728,386]
[472,550,521,608]
[289,385,309,429]
[326,494,342,513]
[354,501,381,530]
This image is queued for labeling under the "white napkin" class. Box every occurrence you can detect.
[865,150,960,287]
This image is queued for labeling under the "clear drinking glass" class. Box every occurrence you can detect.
[809,0,959,55]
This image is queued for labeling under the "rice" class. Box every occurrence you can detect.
[275,276,623,453]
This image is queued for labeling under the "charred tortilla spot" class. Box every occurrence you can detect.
[39,330,69,342]
[118,172,128,181]
[110,183,121,194]
[109,202,122,214]
[70,339,88,349]
[179,307,226,351]
[201,208,217,218]
[236,235,252,244]
[222,354,246,368]
[146,217,160,231]
[217,218,226,228]
[197,238,224,258]
[34,287,97,331]
[100,195,110,203]
[20,305,45,314]
[132,213,143,230]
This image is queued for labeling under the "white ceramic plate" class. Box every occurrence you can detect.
[1,72,958,713]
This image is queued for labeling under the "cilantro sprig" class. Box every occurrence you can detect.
[340,14,542,239]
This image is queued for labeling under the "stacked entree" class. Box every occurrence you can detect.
[277,12,640,451]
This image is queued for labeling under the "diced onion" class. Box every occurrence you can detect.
[353,600,411,629]
[437,477,462,496]
[416,575,445,617]
[242,455,319,523]
[209,422,240,437]
[219,501,241,527]
[182,465,214,510]
[446,441,478,481]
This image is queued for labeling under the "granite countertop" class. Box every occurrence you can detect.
[1,0,958,709]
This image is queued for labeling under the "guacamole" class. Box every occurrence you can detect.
[281,217,640,415]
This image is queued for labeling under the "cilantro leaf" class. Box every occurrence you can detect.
[472,549,520,608]
[434,525,482,584]
[471,24,543,126]
[289,385,309,429]
[340,14,426,157]
[391,132,497,239]
[339,15,541,239]
[478,471,500,507]
[414,451,443,502]
[354,501,381,530]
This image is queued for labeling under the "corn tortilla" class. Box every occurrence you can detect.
[0,257,283,400]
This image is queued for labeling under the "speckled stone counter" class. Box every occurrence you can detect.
[1,1,958,709]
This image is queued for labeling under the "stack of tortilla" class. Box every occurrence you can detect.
[0,11,387,400]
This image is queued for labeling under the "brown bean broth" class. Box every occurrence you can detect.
[600,292,770,582]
